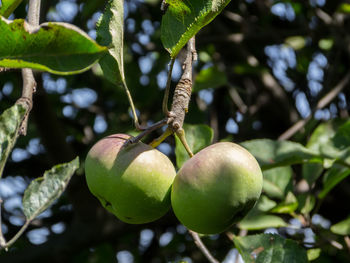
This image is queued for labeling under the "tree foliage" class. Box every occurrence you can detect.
[0,0,350,262]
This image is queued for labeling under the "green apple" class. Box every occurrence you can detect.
[85,134,176,224]
[171,142,263,234]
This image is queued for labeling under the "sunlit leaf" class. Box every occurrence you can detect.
[338,3,350,13]
[262,167,293,199]
[0,0,23,18]
[241,139,322,170]
[233,234,308,263]
[330,217,350,235]
[239,214,287,230]
[161,0,231,57]
[96,0,125,85]
[22,157,79,221]
[0,104,26,178]
[318,165,350,199]
[270,192,298,214]
[175,124,213,168]
[307,248,321,261]
[285,36,306,50]
[0,17,107,74]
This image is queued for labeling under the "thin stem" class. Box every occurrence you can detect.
[1,220,31,250]
[149,127,173,148]
[122,82,145,131]
[189,231,220,263]
[0,199,6,248]
[278,72,350,140]
[162,58,175,116]
[344,236,350,253]
[175,128,194,157]
[126,118,167,145]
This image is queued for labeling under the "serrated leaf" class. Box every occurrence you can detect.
[193,66,227,92]
[0,17,107,74]
[330,217,350,235]
[262,166,293,199]
[0,0,23,18]
[175,124,213,168]
[96,0,125,85]
[22,157,79,221]
[161,0,231,57]
[233,234,308,263]
[0,104,26,178]
[241,139,321,170]
[239,214,287,230]
[318,165,350,199]
[270,192,298,214]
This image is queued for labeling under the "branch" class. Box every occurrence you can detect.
[167,37,196,133]
[278,72,350,140]
[189,231,220,263]
[16,0,41,135]
[129,38,196,145]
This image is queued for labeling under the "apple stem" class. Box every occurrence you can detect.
[175,128,194,157]
[162,58,176,116]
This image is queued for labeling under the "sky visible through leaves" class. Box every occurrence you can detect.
[0,0,344,262]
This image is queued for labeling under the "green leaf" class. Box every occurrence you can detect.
[238,196,286,230]
[0,17,107,74]
[306,119,350,165]
[161,0,231,57]
[270,192,298,214]
[297,194,316,215]
[262,167,293,199]
[307,248,321,261]
[0,0,23,18]
[22,157,79,221]
[96,0,125,85]
[285,36,306,50]
[0,104,26,178]
[318,38,334,50]
[239,214,287,230]
[302,162,323,186]
[330,217,350,235]
[318,165,350,199]
[241,139,321,170]
[255,195,277,212]
[193,66,227,92]
[175,124,213,168]
[233,234,308,263]
[338,3,350,13]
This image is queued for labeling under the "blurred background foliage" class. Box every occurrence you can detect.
[0,0,350,262]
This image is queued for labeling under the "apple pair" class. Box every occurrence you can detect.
[85,134,263,234]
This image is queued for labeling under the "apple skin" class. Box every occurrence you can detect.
[85,134,176,224]
[171,142,263,234]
